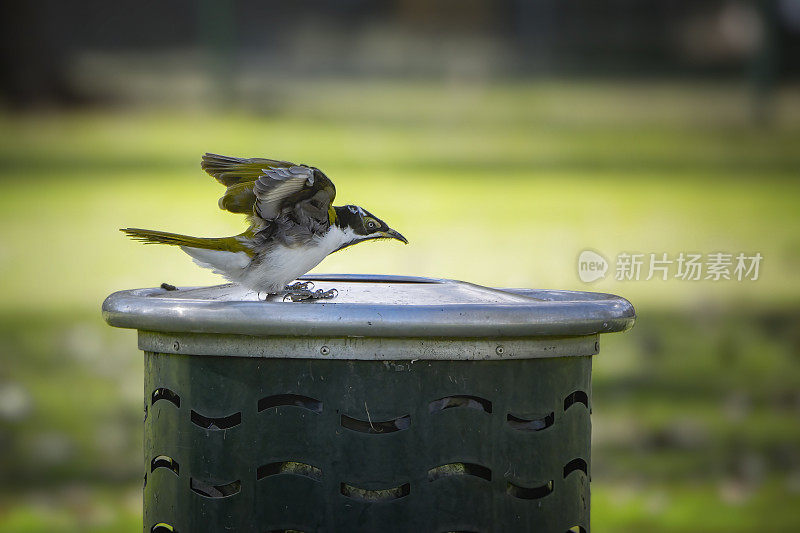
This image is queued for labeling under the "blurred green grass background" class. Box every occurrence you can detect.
[0,81,799,531]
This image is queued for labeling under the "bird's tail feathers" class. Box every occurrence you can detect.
[120,228,249,254]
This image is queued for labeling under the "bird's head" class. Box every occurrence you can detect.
[333,204,408,251]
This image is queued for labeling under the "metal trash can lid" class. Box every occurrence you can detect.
[102,274,635,338]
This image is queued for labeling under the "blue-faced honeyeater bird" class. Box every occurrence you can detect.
[122,153,407,300]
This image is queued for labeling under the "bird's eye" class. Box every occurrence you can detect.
[366,220,377,230]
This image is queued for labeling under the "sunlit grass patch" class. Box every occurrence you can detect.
[0,81,798,531]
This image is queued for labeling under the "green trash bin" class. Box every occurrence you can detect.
[102,274,635,533]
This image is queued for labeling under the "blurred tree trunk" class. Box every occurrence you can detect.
[0,2,80,108]
[750,0,779,125]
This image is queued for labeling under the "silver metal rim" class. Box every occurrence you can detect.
[103,274,635,338]
[139,330,600,360]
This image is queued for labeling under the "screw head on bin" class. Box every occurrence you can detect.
[320,345,330,356]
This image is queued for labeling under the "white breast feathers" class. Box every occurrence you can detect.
[236,226,355,293]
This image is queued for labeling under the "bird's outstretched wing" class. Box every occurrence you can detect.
[201,153,337,236]
[202,153,293,215]
[201,153,295,186]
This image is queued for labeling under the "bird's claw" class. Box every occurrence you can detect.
[321,288,338,299]
[282,288,338,302]
[284,281,315,291]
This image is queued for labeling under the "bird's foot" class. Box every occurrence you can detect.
[282,288,338,302]
[284,281,315,291]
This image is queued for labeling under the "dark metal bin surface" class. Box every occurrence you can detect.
[103,274,635,533]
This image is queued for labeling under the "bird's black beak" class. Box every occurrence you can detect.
[383,228,408,244]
